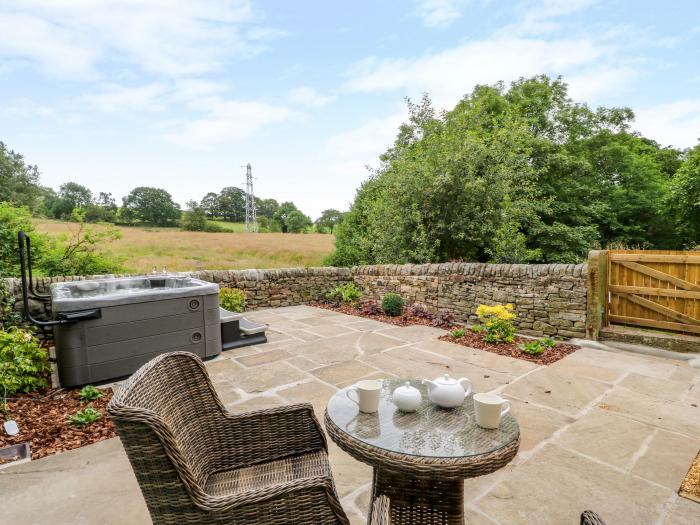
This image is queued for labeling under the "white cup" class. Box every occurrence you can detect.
[473,393,511,429]
[347,380,382,413]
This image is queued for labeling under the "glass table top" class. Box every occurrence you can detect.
[326,379,519,459]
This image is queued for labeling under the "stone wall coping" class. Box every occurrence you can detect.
[352,262,587,277]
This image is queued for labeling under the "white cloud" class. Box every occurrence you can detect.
[633,99,700,149]
[344,36,613,107]
[247,26,291,41]
[0,97,58,119]
[501,0,596,36]
[83,83,170,113]
[164,97,298,147]
[0,0,276,78]
[326,112,405,171]
[287,86,335,108]
[414,0,468,29]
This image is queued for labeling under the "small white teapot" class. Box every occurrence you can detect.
[423,374,473,408]
[392,382,422,412]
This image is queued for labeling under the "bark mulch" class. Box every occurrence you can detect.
[0,387,116,462]
[680,448,700,503]
[311,301,578,365]
[438,331,579,365]
[311,302,455,328]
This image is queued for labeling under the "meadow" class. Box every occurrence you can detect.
[36,220,335,273]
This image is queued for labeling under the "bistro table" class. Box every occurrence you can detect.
[324,379,520,525]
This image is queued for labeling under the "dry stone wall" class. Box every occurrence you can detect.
[4,263,586,337]
[3,268,352,319]
[353,263,587,337]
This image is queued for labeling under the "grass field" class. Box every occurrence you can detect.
[36,220,335,273]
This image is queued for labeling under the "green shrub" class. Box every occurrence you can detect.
[0,203,39,277]
[450,327,466,338]
[0,328,51,396]
[39,221,124,276]
[69,407,102,426]
[518,341,544,355]
[0,280,23,330]
[326,283,362,304]
[381,293,404,316]
[470,324,486,333]
[203,221,226,232]
[541,336,557,348]
[220,287,246,312]
[181,208,207,231]
[78,385,104,402]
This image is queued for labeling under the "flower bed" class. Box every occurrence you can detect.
[438,332,578,365]
[313,299,578,365]
[311,301,457,328]
[0,387,116,462]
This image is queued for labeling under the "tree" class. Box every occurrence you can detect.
[82,191,118,223]
[668,144,700,245]
[218,187,246,222]
[286,210,312,233]
[181,207,208,231]
[273,201,301,233]
[200,192,220,218]
[256,198,279,219]
[327,75,684,266]
[0,142,44,212]
[121,187,181,226]
[50,182,93,219]
[315,209,343,233]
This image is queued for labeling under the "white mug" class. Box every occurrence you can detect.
[473,393,511,429]
[347,380,382,413]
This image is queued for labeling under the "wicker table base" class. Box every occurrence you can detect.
[372,468,465,525]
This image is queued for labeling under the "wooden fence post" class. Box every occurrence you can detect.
[586,250,607,340]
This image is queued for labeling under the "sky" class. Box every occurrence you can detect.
[1,0,699,219]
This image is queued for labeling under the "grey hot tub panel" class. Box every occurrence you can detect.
[51,277,221,387]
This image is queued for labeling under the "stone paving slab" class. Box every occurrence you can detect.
[556,409,655,469]
[503,366,610,417]
[1,306,698,525]
[477,444,674,525]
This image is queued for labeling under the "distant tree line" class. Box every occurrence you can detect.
[1,141,344,234]
[326,75,700,266]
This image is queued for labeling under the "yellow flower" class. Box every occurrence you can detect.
[476,303,516,321]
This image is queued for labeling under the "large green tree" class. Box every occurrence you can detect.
[315,209,344,233]
[0,142,44,212]
[668,144,700,245]
[121,187,181,226]
[218,187,246,222]
[328,76,685,266]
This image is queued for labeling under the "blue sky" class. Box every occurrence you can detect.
[1,0,699,219]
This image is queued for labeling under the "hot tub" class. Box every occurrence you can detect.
[51,276,221,387]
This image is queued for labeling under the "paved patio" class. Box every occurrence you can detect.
[2,305,699,524]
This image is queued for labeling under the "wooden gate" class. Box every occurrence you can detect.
[606,250,700,335]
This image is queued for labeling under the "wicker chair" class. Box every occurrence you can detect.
[108,351,350,525]
[368,497,607,525]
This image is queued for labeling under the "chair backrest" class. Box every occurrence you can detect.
[108,352,225,488]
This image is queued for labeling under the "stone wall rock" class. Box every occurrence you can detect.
[352,262,588,337]
[3,268,352,319]
[3,263,586,337]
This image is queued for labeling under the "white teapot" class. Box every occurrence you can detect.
[423,374,473,408]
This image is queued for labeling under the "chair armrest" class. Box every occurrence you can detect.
[203,402,328,470]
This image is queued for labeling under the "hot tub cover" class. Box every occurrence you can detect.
[51,276,220,312]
